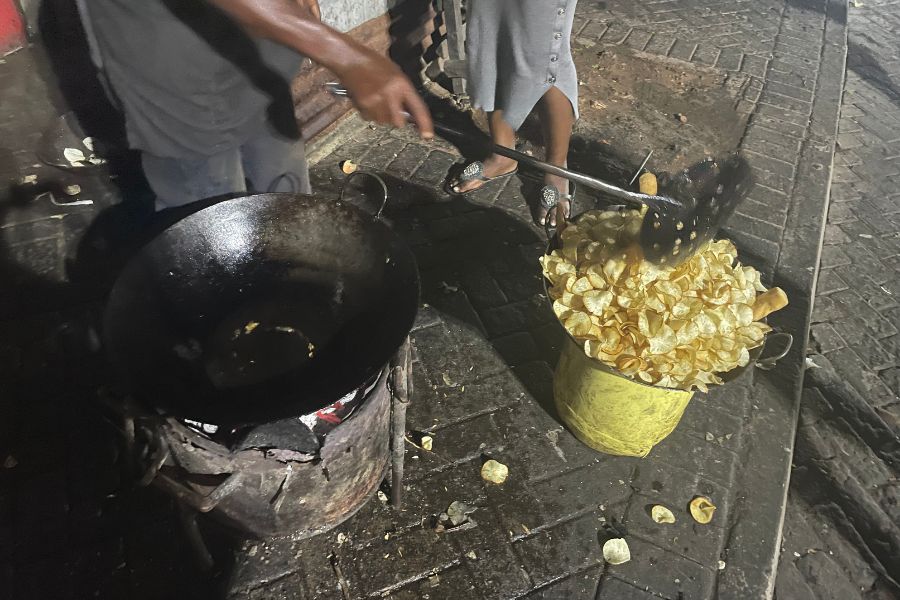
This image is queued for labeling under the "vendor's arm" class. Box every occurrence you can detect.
[207,0,433,139]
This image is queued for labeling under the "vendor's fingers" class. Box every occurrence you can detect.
[388,97,407,130]
[402,92,434,140]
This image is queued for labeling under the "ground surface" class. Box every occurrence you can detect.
[0,0,894,599]
[774,1,900,597]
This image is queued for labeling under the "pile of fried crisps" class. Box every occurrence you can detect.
[540,209,786,392]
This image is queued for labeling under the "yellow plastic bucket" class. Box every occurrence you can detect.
[554,337,693,458]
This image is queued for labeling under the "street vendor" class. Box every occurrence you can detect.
[75,0,433,210]
[446,0,579,228]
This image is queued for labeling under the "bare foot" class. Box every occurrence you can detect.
[540,174,571,227]
[451,154,518,194]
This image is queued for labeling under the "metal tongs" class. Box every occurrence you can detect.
[325,84,754,266]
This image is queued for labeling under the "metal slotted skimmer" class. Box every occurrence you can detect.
[325,84,755,266]
[636,154,754,266]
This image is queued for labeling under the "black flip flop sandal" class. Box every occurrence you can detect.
[536,182,577,229]
[445,160,519,197]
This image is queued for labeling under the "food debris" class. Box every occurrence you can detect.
[480,459,509,484]
[602,538,631,565]
[435,501,477,533]
[718,560,726,570]
[377,490,388,503]
[65,185,81,196]
[308,342,316,358]
[64,148,86,165]
[651,505,676,524]
[676,113,688,123]
[752,287,790,321]
[340,160,358,174]
[243,321,260,334]
[465,550,477,560]
[638,172,657,196]
[3,455,17,469]
[705,432,715,442]
[406,432,434,451]
[438,281,459,294]
[336,533,348,545]
[441,372,457,387]
[590,99,607,110]
[83,137,95,152]
[689,496,717,524]
[21,174,37,184]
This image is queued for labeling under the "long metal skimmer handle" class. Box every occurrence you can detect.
[324,83,681,211]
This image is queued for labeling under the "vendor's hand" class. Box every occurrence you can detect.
[296,0,320,20]
[339,49,434,140]
[205,0,432,139]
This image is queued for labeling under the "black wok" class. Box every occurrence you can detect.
[103,187,419,427]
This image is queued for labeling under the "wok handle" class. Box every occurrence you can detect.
[339,170,390,221]
[756,332,793,371]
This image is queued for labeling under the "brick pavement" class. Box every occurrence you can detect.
[808,0,900,428]
[774,1,900,597]
[0,0,852,598]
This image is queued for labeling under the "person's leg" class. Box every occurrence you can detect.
[537,86,576,226]
[451,110,519,194]
[240,124,312,195]
[141,150,245,211]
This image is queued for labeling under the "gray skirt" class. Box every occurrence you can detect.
[466,0,579,130]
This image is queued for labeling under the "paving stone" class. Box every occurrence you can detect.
[329,485,429,546]
[645,425,738,489]
[595,575,661,599]
[247,573,312,600]
[412,322,507,388]
[385,565,480,600]
[442,509,533,599]
[406,368,528,432]
[630,460,733,531]
[479,298,555,338]
[514,512,605,586]
[524,565,604,599]
[526,461,636,529]
[606,536,716,599]
[335,527,459,597]
[815,268,848,295]
[810,322,846,353]
[490,332,541,367]
[509,361,557,420]
[622,492,726,567]
[456,262,508,309]
[411,151,459,188]
[826,347,898,407]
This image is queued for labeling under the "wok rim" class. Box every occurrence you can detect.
[102,192,421,426]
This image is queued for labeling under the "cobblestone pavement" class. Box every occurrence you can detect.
[774,1,900,598]
[808,0,900,429]
[0,0,854,599]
